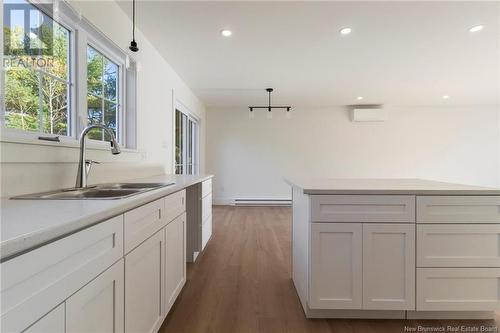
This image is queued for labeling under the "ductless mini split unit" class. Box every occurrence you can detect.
[351,105,386,122]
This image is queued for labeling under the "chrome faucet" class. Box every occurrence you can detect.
[76,124,121,188]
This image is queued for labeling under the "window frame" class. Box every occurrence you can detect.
[84,38,126,145]
[174,102,200,175]
[1,0,78,141]
[1,0,136,150]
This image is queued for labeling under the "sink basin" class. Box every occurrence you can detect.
[97,182,172,189]
[37,188,143,199]
[11,182,175,200]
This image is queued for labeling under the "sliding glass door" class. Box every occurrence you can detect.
[175,109,199,175]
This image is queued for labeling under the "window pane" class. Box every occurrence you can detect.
[8,10,25,52]
[3,1,71,136]
[87,46,103,97]
[86,45,120,142]
[87,94,103,140]
[42,75,68,135]
[175,110,183,174]
[4,68,40,132]
[104,101,117,141]
[45,22,70,80]
[104,59,117,101]
[187,119,193,175]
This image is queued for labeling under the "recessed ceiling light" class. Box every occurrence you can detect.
[442,95,450,99]
[220,29,232,37]
[469,25,484,33]
[339,27,352,35]
[356,96,364,100]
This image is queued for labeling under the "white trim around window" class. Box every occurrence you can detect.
[1,0,137,150]
[174,98,200,175]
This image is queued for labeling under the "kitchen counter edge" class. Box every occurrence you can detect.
[0,174,213,261]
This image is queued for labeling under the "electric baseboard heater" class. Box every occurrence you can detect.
[233,199,291,206]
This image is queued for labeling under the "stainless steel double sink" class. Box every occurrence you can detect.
[11,182,175,200]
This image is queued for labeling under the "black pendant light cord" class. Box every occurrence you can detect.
[129,0,139,52]
[132,0,135,40]
[268,89,271,112]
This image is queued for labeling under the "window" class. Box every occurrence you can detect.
[2,0,136,148]
[175,109,199,175]
[3,0,72,136]
[87,46,119,141]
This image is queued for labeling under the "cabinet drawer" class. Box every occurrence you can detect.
[0,216,123,333]
[201,215,212,251]
[202,193,212,222]
[417,224,500,267]
[417,196,500,223]
[416,268,500,311]
[124,198,165,254]
[202,179,212,198]
[311,195,415,223]
[164,190,186,224]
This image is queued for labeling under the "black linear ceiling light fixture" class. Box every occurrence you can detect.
[129,0,139,52]
[249,88,291,114]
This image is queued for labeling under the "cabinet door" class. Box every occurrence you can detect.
[201,215,212,251]
[125,231,165,333]
[1,216,123,333]
[24,303,64,333]
[66,259,124,333]
[310,223,362,309]
[363,224,415,310]
[165,213,186,315]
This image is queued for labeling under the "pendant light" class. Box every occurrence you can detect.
[129,0,139,52]
[248,88,291,118]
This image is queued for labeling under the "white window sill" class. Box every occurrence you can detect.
[0,130,139,154]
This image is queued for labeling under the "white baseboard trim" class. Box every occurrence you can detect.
[212,197,292,206]
[305,308,405,319]
[303,308,496,320]
[213,197,233,206]
[406,311,495,320]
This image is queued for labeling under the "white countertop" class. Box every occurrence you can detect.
[0,174,213,261]
[285,178,500,195]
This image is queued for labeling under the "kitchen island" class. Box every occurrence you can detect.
[286,178,500,319]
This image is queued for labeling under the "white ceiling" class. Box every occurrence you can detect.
[118,1,500,108]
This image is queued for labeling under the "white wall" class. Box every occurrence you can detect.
[0,0,206,197]
[206,106,499,204]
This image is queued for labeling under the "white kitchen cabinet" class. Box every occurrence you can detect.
[311,195,415,223]
[186,179,213,261]
[0,216,123,333]
[24,303,65,333]
[125,230,165,333]
[363,224,415,310]
[66,259,124,333]
[163,190,186,223]
[417,224,500,267]
[417,268,500,311]
[292,185,500,318]
[124,198,165,254]
[417,196,500,223]
[310,223,362,309]
[164,213,186,314]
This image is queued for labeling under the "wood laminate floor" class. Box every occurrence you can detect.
[160,206,499,333]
